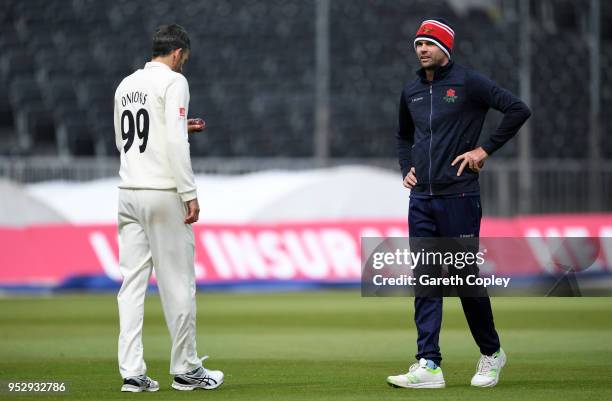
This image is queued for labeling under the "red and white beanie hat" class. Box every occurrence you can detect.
[414,18,455,59]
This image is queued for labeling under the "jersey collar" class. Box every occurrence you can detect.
[144,61,172,70]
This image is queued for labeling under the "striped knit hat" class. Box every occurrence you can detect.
[414,18,455,59]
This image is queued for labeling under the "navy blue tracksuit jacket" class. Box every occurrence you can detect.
[397,61,531,365]
[397,60,531,196]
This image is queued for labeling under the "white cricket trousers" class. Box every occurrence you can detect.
[117,188,201,378]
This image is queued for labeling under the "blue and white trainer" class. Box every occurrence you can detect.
[172,356,224,391]
[121,375,159,392]
[387,358,445,389]
[471,348,506,387]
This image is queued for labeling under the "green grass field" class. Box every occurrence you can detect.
[0,291,611,400]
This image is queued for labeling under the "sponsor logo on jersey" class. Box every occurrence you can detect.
[179,107,186,118]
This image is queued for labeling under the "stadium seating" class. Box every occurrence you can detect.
[0,0,609,158]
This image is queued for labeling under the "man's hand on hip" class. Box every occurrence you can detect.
[452,147,488,176]
[403,167,418,189]
[184,198,200,224]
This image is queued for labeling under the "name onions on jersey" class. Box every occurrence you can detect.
[118,90,150,154]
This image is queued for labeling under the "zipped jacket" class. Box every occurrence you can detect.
[397,61,531,196]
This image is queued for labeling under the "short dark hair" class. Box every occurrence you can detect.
[152,24,190,57]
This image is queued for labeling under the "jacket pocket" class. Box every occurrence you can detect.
[410,137,430,185]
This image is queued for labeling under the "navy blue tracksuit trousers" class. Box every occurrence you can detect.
[409,195,500,366]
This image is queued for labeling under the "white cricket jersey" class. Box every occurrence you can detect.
[114,61,197,202]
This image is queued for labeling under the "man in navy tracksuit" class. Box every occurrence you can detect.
[386,19,531,389]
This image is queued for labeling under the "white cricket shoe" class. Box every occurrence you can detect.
[387,358,445,389]
[471,348,506,387]
[121,375,159,392]
[172,356,224,391]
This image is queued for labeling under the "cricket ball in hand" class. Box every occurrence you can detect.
[188,118,205,131]
[189,118,205,126]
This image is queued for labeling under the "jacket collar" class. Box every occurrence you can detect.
[416,60,454,83]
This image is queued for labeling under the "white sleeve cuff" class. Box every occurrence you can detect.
[179,189,197,202]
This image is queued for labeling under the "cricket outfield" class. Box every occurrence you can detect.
[0,291,610,400]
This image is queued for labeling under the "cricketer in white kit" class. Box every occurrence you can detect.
[113,24,223,393]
